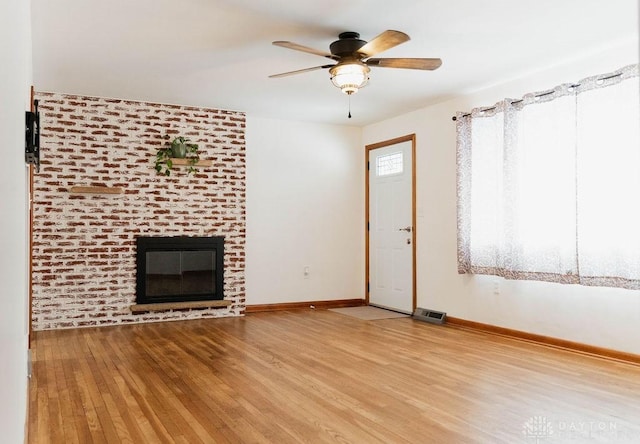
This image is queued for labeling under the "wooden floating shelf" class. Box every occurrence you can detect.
[130,299,231,314]
[170,158,212,167]
[68,186,124,194]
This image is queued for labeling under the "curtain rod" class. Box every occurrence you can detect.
[451,72,623,121]
[452,89,572,121]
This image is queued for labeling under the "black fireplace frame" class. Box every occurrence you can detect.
[136,236,224,304]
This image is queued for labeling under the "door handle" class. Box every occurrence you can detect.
[398,226,412,233]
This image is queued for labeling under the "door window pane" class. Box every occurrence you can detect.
[376,152,403,176]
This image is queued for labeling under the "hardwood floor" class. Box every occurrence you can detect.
[29,310,640,443]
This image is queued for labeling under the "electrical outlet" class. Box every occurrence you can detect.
[304,266,310,279]
[492,280,500,295]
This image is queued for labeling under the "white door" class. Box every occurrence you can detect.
[367,138,415,313]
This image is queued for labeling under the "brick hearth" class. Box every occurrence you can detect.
[31,92,246,330]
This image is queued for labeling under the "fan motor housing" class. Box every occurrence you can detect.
[330,32,367,57]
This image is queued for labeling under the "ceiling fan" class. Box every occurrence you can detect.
[269,30,442,96]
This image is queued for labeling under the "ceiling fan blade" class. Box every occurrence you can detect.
[366,58,442,70]
[272,41,338,60]
[357,30,410,58]
[269,64,334,78]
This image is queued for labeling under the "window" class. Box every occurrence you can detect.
[376,152,403,176]
[456,64,640,290]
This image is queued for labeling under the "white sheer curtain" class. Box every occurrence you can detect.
[457,64,640,289]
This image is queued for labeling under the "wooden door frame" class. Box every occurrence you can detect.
[365,134,417,311]
[29,86,35,348]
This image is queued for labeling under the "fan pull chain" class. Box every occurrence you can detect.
[348,94,352,119]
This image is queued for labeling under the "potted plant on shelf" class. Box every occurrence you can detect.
[155,136,200,176]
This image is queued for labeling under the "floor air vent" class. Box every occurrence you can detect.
[412,308,446,325]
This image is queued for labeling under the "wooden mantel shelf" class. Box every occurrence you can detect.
[170,158,212,167]
[69,186,124,195]
[130,299,231,314]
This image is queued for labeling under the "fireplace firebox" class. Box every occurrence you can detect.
[136,236,224,304]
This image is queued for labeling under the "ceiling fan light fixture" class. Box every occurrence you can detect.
[329,62,370,95]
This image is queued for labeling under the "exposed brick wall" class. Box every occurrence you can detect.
[32,92,246,330]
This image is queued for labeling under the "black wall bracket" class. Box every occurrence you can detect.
[25,99,40,172]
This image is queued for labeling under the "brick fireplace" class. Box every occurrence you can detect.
[135,235,225,305]
[31,92,246,330]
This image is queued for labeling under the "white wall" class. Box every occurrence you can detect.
[0,0,32,442]
[364,40,640,355]
[246,117,364,305]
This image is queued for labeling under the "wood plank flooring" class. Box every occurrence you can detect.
[29,310,640,443]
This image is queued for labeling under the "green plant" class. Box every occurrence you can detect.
[155,136,200,176]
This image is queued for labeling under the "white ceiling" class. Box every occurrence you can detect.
[31,0,638,126]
